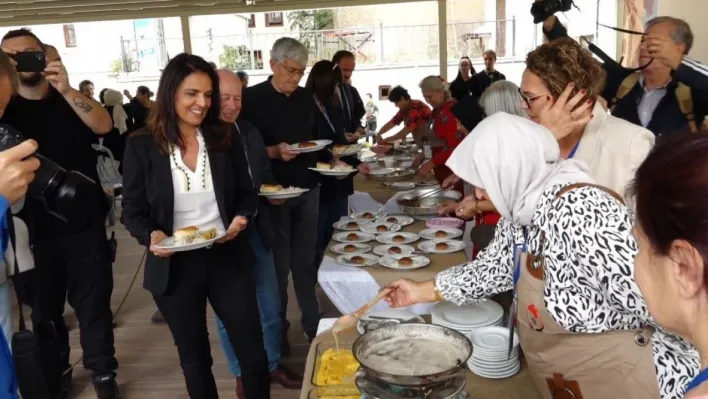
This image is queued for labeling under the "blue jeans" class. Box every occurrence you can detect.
[0,281,11,346]
[216,228,281,376]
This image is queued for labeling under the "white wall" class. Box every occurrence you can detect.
[657,0,708,63]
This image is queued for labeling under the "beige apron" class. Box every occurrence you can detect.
[515,184,661,399]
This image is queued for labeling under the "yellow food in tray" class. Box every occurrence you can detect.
[315,349,360,386]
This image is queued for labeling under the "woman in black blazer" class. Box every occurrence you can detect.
[121,54,270,399]
[305,60,370,260]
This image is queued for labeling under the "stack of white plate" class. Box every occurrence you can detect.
[467,326,520,379]
[431,300,504,335]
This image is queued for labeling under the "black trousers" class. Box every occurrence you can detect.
[265,186,320,337]
[153,243,270,399]
[30,224,117,379]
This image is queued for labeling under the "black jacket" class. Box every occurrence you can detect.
[545,19,708,137]
[121,125,257,295]
[339,83,366,133]
[314,102,360,201]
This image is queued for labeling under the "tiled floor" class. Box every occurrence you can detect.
[16,221,337,399]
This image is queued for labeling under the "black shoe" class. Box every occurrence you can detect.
[281,337,292,357]
[94,375,121,399]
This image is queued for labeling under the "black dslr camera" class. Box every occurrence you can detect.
[0,123,95,222]
[530,0,577,23]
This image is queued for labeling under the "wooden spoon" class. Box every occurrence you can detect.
[332,288,393,335]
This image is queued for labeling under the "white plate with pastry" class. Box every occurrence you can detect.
[333,219,370,231]
[373,244,416,257]
[360,222,402,235]
[330,243,372,255]
[376,232,420,245]
[336,254,380,267]
[379,255,430,270]
[419,227,464,241]
[289,140,332,153]
[419,240,465,254]
[309,162,357,177]
[155,226,226,252]
[331,144,361,157]
[258,184,309,200]
[376,215,415,227]
[351,210,385,221]
[333,231,376,243]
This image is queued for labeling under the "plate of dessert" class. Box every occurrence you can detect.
[373,244,415,257]
[258,184,309,200]
[331,144,361,157]
[333,231,376,244]
[333,219,370,231]
[419,227,464,241]
[376,215,415,227]
[330,243,372,255]
[360,222,402,235]
[350,210,385,221]
[289,140,332,153]
[375,232,420,245]
[419,240,466,254]
[378,255,430,270]
[309,162,357,177]
[336,254,380,267]
[155,226,225,252]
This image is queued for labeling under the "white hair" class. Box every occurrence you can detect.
[419,75,450,99]
[271,37,308,66]
[480,81,525,117]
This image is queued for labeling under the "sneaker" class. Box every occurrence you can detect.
[93,375,121,399]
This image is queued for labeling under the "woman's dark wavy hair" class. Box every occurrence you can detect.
[454,56,476,81]
[629,133,708,270]
[147,53,228,152]
[305,60,342,108]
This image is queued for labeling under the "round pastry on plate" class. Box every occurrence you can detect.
[398,257,414,267]
[389,246,402,254]
[299,141,318,148]
[347,233,360,241]
[435,242,449,251]
[392,235,406,243]
[344,244,357,253]
[350,256,366,265]
[362,212,375,219]
[434,230,448,238]
[346,221,359,229]
[386,217,398,223]
[259,184,283,193]
[376,225,389,233]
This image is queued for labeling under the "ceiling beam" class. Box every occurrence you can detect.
[0,0,432,27]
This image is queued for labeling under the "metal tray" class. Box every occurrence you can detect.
[367,169,416,182]
[396,188,462,216]
[307,387,361,398]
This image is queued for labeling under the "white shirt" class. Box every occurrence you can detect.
[170,131,225,233]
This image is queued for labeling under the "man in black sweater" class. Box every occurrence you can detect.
[542,13,708,137]
[239,37,321,348]
[471,50,506,97]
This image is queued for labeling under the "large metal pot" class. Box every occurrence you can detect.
[396,188,462,216]
[352,323,472,387]
[355,368,467,399]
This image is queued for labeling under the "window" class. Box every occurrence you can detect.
[63,24,77,47]
[248,14,255,28]
[265,12,283,27]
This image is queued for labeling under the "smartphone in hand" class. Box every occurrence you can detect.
[14,51,46,72]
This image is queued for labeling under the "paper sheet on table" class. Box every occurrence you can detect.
[318,255,434,316]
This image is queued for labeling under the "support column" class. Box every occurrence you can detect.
[181,15,193,54]
[438,0,448,79]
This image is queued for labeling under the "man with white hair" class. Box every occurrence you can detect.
[239,37,321,352]
[216,69,302,398]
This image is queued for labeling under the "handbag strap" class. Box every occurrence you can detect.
[6,212,26,332]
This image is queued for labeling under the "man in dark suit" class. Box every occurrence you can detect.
[332,51,366,141]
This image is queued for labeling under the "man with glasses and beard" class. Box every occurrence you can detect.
[0,29,119,399]
[239,37,321,353]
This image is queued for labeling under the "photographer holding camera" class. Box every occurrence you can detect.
[534,0,708,137]
[0,29,119,399]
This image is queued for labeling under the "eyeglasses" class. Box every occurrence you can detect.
[518,88,550,108]
[280,63,306,77]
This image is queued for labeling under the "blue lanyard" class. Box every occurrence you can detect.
[567,140,581,159]
[319,106,336,134]
[686,368,708,393]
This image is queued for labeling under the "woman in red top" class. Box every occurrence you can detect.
[416,76,465,191]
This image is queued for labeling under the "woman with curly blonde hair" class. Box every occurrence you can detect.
[522,37,654,198]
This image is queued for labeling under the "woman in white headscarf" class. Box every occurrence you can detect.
[384,112,698,399]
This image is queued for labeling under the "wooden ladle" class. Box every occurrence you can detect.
[332,288,393,335]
